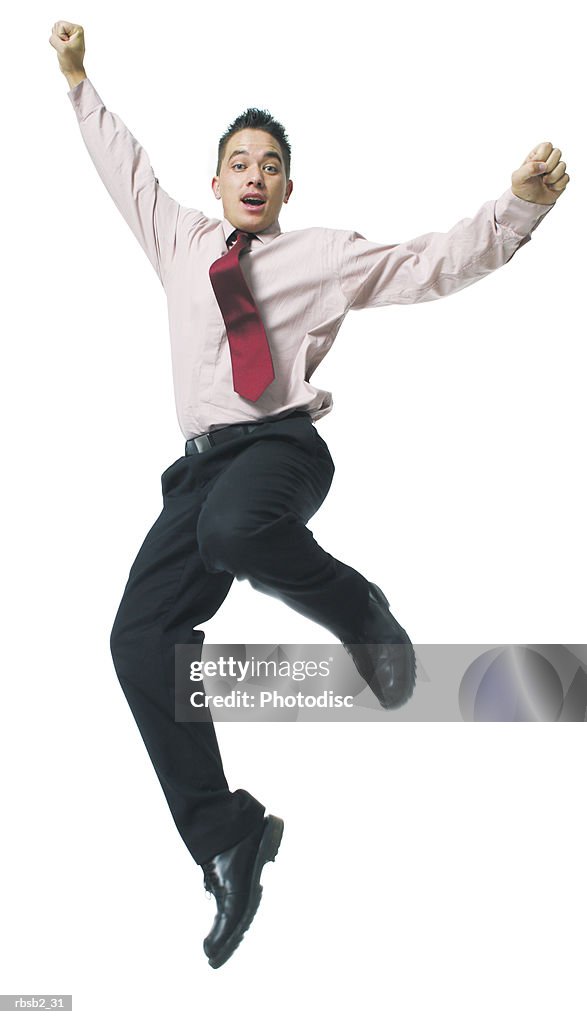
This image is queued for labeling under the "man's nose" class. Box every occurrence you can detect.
[247,167,264,186]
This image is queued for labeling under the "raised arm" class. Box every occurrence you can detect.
[336,144,569,310]
[50,20,181,287]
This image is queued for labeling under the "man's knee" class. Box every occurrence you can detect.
[109,606,131,672]
[109,599,149,675]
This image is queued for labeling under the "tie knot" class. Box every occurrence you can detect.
[228,229,257,249]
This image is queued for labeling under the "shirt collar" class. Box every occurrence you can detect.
[221,217,282,246]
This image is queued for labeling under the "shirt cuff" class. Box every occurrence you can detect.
[67,76,104,121]
[495,187,556,236]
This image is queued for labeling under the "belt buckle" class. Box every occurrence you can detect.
[189,421,258,456]
[195,433,213,453]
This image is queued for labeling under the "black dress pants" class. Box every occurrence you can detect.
[109,410,371,864]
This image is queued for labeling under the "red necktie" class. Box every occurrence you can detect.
[209,230,275,402]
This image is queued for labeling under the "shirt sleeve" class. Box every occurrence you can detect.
[337,189,556,310]
[67,77,181,287]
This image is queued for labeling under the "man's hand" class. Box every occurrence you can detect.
[49,20,85,76]
[511,143,569,205]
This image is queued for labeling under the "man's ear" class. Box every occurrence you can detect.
[283,179,294,204]
[211,175,221,199]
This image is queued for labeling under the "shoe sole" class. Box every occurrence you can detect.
[348,582,417,710]
[207,814,284,969]
[373,583,417,709]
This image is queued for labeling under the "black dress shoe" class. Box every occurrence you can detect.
[201,814,284,969]
[342,582,416,710]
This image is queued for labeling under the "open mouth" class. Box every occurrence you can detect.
[241,197,266,209]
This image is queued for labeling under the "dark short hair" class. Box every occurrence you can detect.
[216,108,291,180]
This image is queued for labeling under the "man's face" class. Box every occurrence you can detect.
[212,128,293,232]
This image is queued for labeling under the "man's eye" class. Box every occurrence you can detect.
[231,163,278,172]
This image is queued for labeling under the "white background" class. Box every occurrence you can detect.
[1,0,585,1020]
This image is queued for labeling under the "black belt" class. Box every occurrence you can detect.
[185,410,311,455]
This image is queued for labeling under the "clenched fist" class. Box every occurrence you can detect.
[49,20,85,75]
[511,143,570,205]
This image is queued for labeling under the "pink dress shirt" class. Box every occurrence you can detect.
[68,78,556,439]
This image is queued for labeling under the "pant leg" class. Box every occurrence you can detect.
[196,414,371,640]
[109,457,265,866]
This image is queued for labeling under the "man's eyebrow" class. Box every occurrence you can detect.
[227,148,283,164]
